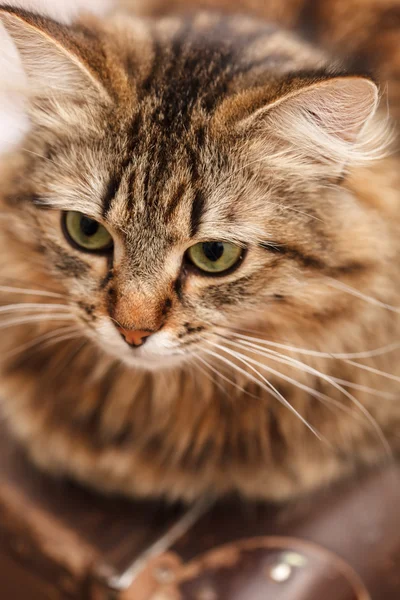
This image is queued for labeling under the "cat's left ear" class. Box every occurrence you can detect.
[0,6,111,153]
[218,75,383,176]
[0,6,109,97]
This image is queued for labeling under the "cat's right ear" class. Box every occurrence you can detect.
[213,75,387,179]
[0,7,109,97]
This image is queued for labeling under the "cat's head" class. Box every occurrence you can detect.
[0,6,390,370]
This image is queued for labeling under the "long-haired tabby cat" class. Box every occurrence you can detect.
[0,0,399,502]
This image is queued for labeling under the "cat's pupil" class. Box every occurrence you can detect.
[80,216,99,237]
[203,242,224,262]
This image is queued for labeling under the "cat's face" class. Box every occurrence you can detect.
[0,8,386,370]
[8,117,304,370]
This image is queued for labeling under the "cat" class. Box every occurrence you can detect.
[0,0,399,503]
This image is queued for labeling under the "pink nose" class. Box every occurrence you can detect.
[117,328,153,347]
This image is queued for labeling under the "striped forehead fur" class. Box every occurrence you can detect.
[0,9,390,245]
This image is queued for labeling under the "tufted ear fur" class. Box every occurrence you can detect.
[0,5,110,153]
[0,7,109,95]
[233,76,387,178]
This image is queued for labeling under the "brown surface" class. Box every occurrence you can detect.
[133,538,370,600]
[0,426,187,598]
[171,467,400,595]
[0,424,399,599]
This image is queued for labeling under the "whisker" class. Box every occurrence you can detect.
[204,343,326,443]
[326,278,400,314]
[343,359,400,384]
[330,377,397,399]
[38,332,83,351]
[0,303,70,314]
[192,359,231,399]
[200,319,398,397]
[219,337,392,458]
[0,315,75,330]
[227,333,398,395]
[227,339,387,428]
[196,354,262,401]
[0,285,63,299]
[228,330,400,360]
[109,315,124,329]
[212,340,367,422]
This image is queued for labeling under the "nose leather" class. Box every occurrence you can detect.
[117,328,153,347]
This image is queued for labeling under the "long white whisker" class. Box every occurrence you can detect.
[196,354,262,400]
[0,315,75,330]
[204,343,326,443]
[193,359,231,399]
[229,330,400,360]
[331,377,397,399]
[0,303,70,314]
[227,333,397,397]
[343,359,400,384]
[326,279,400,314]
[201,318,399,395]
[212,340,367,424]
[36,332,83,352]
[0,285,63,299]
[220,337,391,458]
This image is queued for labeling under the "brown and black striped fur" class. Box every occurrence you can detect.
[0,0,399,502]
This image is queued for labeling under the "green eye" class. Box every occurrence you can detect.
[187,241,243,274]
[63,211,113,253]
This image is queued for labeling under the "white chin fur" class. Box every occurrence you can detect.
[94,319,187,371]
[119,352,188,372]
